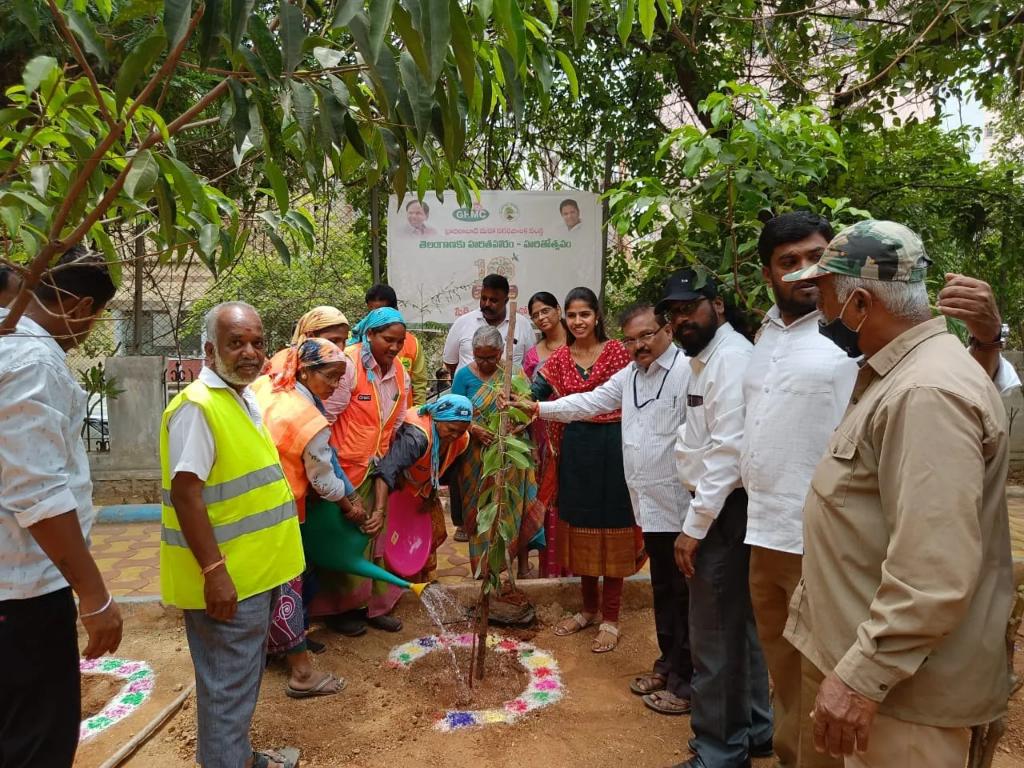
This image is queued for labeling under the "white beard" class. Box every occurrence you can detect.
[213,350,259,387]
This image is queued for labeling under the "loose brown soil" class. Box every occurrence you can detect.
[70,584,1024,768]
[403,645,528,710]
[81,674,123,720]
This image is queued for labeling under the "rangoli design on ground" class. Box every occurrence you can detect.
[387,633,564,731]
[79,657,155,741]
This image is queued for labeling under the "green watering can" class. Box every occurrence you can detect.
[301,498,429,597]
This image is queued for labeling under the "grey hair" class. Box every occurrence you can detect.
[472,324,505,351]
[833,275,930,322]
[204,301,259,341]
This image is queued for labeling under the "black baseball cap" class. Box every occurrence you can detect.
[655,268,718,315]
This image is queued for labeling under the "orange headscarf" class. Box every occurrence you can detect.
[270,337,346,391]
[290,306,350,346]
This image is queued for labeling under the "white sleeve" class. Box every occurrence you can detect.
[0,362,80,526]
[538,367,627,422]
[994,355,1021,395]
[442,318,463,366]
[682,350,749,539]
[167,403,216,481]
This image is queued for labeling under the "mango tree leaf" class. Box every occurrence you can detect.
[90,224,121,286]
[23,56,58,96]
[164,0,191,50]
[280,0,306,77]
[154,177,177,246]
[331,0,361,28]
[12,0,41,40]
[343,112,367,158]
[288,80,314,135]
[399,50,432,140]
[124,149,160,199]
[571,0,590,48]
[114,33,166,113]
[392,5,430,80]
[638,0,656,40]
[554,50,578,99]
[228,0,255,50]
[449,0,475,101]
[266,228,291,265]
[616,0,634,46]
[227,81,250,151]
[421,0,451,84]
[494,0,525,68]
[508,450,530,469]
[368,0,395,63]
[313,46,343,67]
[198,0,223,67]
[263,159,289,213]
[250,13,282,80]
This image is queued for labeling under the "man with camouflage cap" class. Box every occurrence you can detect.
[781,220,1013,767]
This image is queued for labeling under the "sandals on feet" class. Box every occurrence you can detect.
[629,672,667,695]
[252,746,300,768]
[642,690,691,715]
[591,622,619,653]
[285,672,346,699]
[553,612,597,636]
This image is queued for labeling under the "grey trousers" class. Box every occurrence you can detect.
[688,489,773,768]
[184,588,277,768]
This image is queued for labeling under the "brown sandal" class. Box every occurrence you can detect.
[630,672,667,695]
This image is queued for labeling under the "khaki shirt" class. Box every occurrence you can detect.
[785,317,1012,727]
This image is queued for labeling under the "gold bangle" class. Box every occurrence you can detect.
[201,556,226,576]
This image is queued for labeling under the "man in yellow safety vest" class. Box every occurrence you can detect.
[160,301,304,768]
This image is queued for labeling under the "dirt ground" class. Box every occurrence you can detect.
[72,584,1024,768]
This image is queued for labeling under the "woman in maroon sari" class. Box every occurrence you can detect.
[530,287,644,653]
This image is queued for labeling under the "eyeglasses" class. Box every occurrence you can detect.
[666,298,707,320]
[621,325,666,348]
[530,307,557,321]
[311,367,345,387]
[473,352,502,365]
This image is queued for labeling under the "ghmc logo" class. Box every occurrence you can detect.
[453,205,490,222]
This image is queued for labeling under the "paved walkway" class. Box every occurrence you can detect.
[92,494,1024,599]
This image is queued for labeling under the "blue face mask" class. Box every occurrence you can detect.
[818,292,865,358]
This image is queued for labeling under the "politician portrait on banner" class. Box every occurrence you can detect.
[386,190,603,324]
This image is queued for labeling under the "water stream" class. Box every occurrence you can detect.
[418,583,473,701]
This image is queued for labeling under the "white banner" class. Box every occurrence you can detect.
[386,190,602,324]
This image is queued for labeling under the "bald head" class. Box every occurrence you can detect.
[203,301,265,390]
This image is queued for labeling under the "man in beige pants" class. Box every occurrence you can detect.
[783,220,1014,767]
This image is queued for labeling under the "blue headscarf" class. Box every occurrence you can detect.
[348,307,406,345]
[419,394,474,489]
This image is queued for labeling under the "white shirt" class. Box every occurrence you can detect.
[675,323,752,540]
[166,366,262,482]
[741,307,858,554]
[0,311,95,600]
[539,344,691,533]
[442,309,537,371]
[743,307,1020,555]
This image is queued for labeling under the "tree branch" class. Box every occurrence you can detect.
[46,0,115,129]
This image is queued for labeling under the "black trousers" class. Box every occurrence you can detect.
[644,532,693,699]
[442,456,464,527]
[0,587,81,768]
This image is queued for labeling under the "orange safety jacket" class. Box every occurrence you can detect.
[400,408,470,497]
[331,343,407,487]
[251,375,328,523]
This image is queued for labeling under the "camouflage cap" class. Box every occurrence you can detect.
[782,219,932,283]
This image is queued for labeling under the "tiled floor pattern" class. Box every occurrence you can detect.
[91,494,1024,598]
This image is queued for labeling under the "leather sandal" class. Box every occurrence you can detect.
[591,622,619,653]
[553,612,597,636]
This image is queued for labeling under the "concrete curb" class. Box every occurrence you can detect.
[96,504,161,523]
[1008,486,1024,499]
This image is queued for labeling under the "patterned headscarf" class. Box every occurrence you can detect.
[270,337,346,391]
[291,306,350,346]
[348,306,405,345]
[418,394,473,489]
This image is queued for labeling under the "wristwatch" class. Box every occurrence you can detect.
[969,323,1009,350]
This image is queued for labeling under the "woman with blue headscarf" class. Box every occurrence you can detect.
[308,307,413,636]
[373,395,474,581]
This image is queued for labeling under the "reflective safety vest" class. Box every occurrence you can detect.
[159,380,304,610]
[400,408,470,498]
[330,343,407,488]
[251,375,328,523]
[398,332,419,374]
